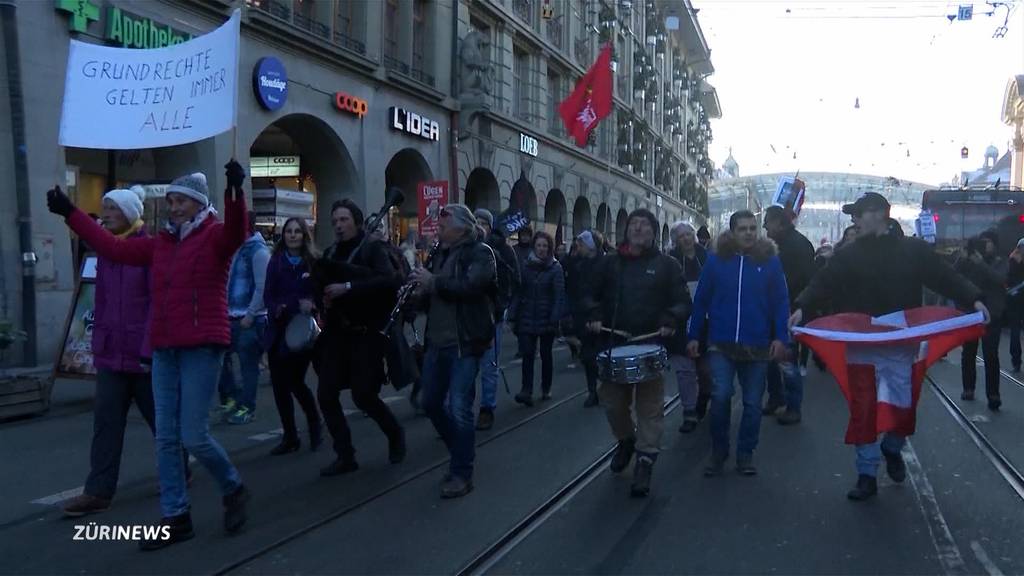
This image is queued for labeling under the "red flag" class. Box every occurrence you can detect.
[794,307,985,445]
[559,44,614,147]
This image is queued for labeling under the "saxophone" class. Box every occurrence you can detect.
[381,240,440,336]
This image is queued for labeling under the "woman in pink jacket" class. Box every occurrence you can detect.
[47,161,250,550]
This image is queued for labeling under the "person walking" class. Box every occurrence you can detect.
[313,199,406,476]
[954,235,1006,410]
[791,192,986,501]
[61,186,161,517]
[667,222,712,431]
[564,230,604,407]
[410,204,497,498]
[473,208,520,430]
[509,231,566,405]
[761,206,815,425]
[263,217,323,455]
[48,161,252,549]
[218,220,270,425]
[688,210,790,477]
[585,209,690,497]
[1006,238,1024,372]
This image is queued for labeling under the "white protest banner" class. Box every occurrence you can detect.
[59,10,240,150]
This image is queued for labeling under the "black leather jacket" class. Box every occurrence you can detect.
[425,236,498,357]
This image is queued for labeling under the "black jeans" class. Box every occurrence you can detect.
[85,370,156,499]
[579,333,600,394]
[518,333,555,396]
[316,330,402,460]
[1007,303,1023,368]
[962,323,1002,400]
[269,348,321,442]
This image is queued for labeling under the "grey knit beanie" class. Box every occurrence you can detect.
[445,203,477,231]
[166,172,210,207]
[473,208,494,228]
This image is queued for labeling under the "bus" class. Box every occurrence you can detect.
[921,186,1024,256]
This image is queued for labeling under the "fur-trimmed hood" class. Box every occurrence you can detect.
[715,231,778,262]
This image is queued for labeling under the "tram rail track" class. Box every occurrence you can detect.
[212,387,588,576]
[454,393,683,576]
[926,374,1024,503]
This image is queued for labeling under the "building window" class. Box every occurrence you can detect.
[333,1,365,54]
[513,0,535,27]
[292,0,329,39]
[615,35,627,98]
[411,0,434,86]
[383,0,402,70]
[513,47,532,122]
[547,69,563,136]
[545,0,564,48]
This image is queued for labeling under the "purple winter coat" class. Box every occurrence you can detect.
[91,230,152,373]
[263,251,315,354]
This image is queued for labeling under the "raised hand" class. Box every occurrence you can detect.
[46,185,74,218]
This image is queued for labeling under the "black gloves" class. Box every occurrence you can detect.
[225,159,246,190]
[46,186,74,218]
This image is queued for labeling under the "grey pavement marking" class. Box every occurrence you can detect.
[970,541,1006,576]
[31,486,83,506]
[249,428,284,441]
[968,414,991,423]
[905,440,967,575]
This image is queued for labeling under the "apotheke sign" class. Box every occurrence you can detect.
[389,107,440,142]
[519,133,538,157]
[105,7,193,49]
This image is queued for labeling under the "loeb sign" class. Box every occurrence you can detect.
[390,106,440,142]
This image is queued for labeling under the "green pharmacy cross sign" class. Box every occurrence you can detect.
[56,0,100,33]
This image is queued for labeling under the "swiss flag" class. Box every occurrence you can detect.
[559,43,614,147]
[794,307,985,445]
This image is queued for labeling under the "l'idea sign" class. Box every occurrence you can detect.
[390,107,440,142]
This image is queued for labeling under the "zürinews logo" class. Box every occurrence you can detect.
[253,57,288,111]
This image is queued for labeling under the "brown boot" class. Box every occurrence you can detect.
[62,493,111,517]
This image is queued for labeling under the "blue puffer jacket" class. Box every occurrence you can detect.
[509,252,566,335]
[687,233,791,348]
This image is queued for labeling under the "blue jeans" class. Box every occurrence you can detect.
[218,317,266,411]
[855,433,906,477]
[766,343,803,412]
[421,345,481,480]
[479,322,502,411]
[708,351,769,457]
[153,347,242,518]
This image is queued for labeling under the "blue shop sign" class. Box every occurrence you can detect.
[253,57,288,111]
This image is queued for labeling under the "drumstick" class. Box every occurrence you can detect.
[600,327,632,338]
[629,331,663,342]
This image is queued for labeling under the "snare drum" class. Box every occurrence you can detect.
[597,344,668,385]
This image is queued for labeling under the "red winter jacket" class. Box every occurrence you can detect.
[67,194,247,349]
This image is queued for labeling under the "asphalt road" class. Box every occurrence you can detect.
[3,330,1024,575]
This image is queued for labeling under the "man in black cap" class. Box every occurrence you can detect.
[791,191,988,502]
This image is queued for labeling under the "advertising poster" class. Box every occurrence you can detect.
[418,181,449,238]
[56,281,97,379]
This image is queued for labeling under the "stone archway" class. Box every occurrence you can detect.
[465,167,501,213]
[544,188,567,240]
[615,208,629,245]
[249,113,359,247]
[572,195,592,236]
[596,203,610,237]
[511,173,538,222]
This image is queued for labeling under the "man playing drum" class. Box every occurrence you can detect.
[585,209,691,498]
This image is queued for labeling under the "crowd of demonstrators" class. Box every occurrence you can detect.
[410,204,498,499]
[513,226,533,271]
[262,217,323,455]
[510,231,567,406]
[762,206,816,425]
[1007,238,1024,372]
[218,219,271,425]
[474,208,520,431]
[312,199,406,477]
[666,222,711,432]
[49,161,252,549]
[954,232,1006,410]
[688,210,790,478]
[792,192,987,501]
[563,230,605,407]
[585,209,690,497]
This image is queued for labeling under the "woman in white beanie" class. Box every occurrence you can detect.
[48,161,251,550]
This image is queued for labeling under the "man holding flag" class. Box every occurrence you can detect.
[790,192,988,501]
